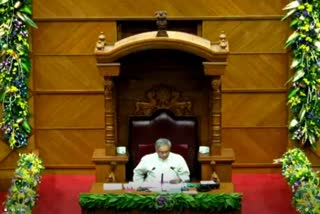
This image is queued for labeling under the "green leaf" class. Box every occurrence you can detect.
[19,6,32,15]
[289,119,299,129]
[283,1,300,11]
[22,120,31,134]
[299,108,306,121]
[0,0,9,5]
[21,58,31,72]
[0,91,6,102]
[282,9,296,21]
[16,12,38,29]
[290,19,299,28]
[292,69,305,82]
[308,134,315,145]
[288,87,299,99]
[286,32,299,47]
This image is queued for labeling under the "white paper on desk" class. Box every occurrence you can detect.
[103,183,123,190]
[143,182,186,192]
[200,180,216,184]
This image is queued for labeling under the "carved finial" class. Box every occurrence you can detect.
[219,31,227,49]
[155,10,168,37]
[96,32,106,51]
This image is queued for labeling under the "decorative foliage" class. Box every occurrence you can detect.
[274,148,314,186]
[274,148,320,214]
[293,177,320,214]
[283,0,320,149]
[4,153,44,214]
[0,0,37,149]
[79,192,242,212]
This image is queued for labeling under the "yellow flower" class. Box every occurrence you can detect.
[306,4,313,12]
[306,37,312,42]
[301,25,310,32]
[6,86,19,93]
[303,78,310,85]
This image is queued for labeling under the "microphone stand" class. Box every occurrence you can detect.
[161,173,164,192]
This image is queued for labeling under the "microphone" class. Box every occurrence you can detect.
[170,167,185,184]
[144,167,156,180]
[147,167,156,175]
[170,167,180,182]
[161,173,164,184]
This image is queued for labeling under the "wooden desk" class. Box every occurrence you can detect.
[80,182,241,214]
[90,182,234,194]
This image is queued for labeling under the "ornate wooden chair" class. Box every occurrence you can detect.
[127,110,200,181]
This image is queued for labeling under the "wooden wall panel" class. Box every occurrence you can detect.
[36,130,104,166]
[0,144,34,169]
[222,93,288,127]
[32,22,117,54]
[33,0,287,18]
[223,54,288,90]
[0,141,12,163]
[203,20,288,53]
[222,128,288,163]
[0,151,19,168]
[35,95,105,128]
[34,56,104,91]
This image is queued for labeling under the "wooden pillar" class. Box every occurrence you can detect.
[103,76,116,155]
[98,63,120,155]
[210,77,222,155]
[93,63,128,182]
[203,62,225,155]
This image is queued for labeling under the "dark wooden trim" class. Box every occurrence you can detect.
[34,90,104,94]
[34,15,284,22]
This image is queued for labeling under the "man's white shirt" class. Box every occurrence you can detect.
[133,152,190,183]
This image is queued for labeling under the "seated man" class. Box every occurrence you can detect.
[133,138,190,183]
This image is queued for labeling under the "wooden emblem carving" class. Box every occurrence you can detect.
[135,85,192,116]
[155,10,168,37]
[219,31,228,50]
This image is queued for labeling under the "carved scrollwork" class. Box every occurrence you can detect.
[134,85,193,116]
[211,79,221,92]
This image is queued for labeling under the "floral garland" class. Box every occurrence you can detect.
[4,153,44,213]
[0,0,37,149]
[283,0,320,149]
[79,192,242,211]
[274,148,320,213]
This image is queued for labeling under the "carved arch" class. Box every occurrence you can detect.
[95,31,228,63]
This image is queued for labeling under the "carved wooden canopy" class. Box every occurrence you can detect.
[94,28,229,157]
[95,31,228,64]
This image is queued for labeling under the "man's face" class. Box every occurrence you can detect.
[156,145,170,160]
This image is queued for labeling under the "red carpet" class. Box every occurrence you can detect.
[0,174,297,214]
